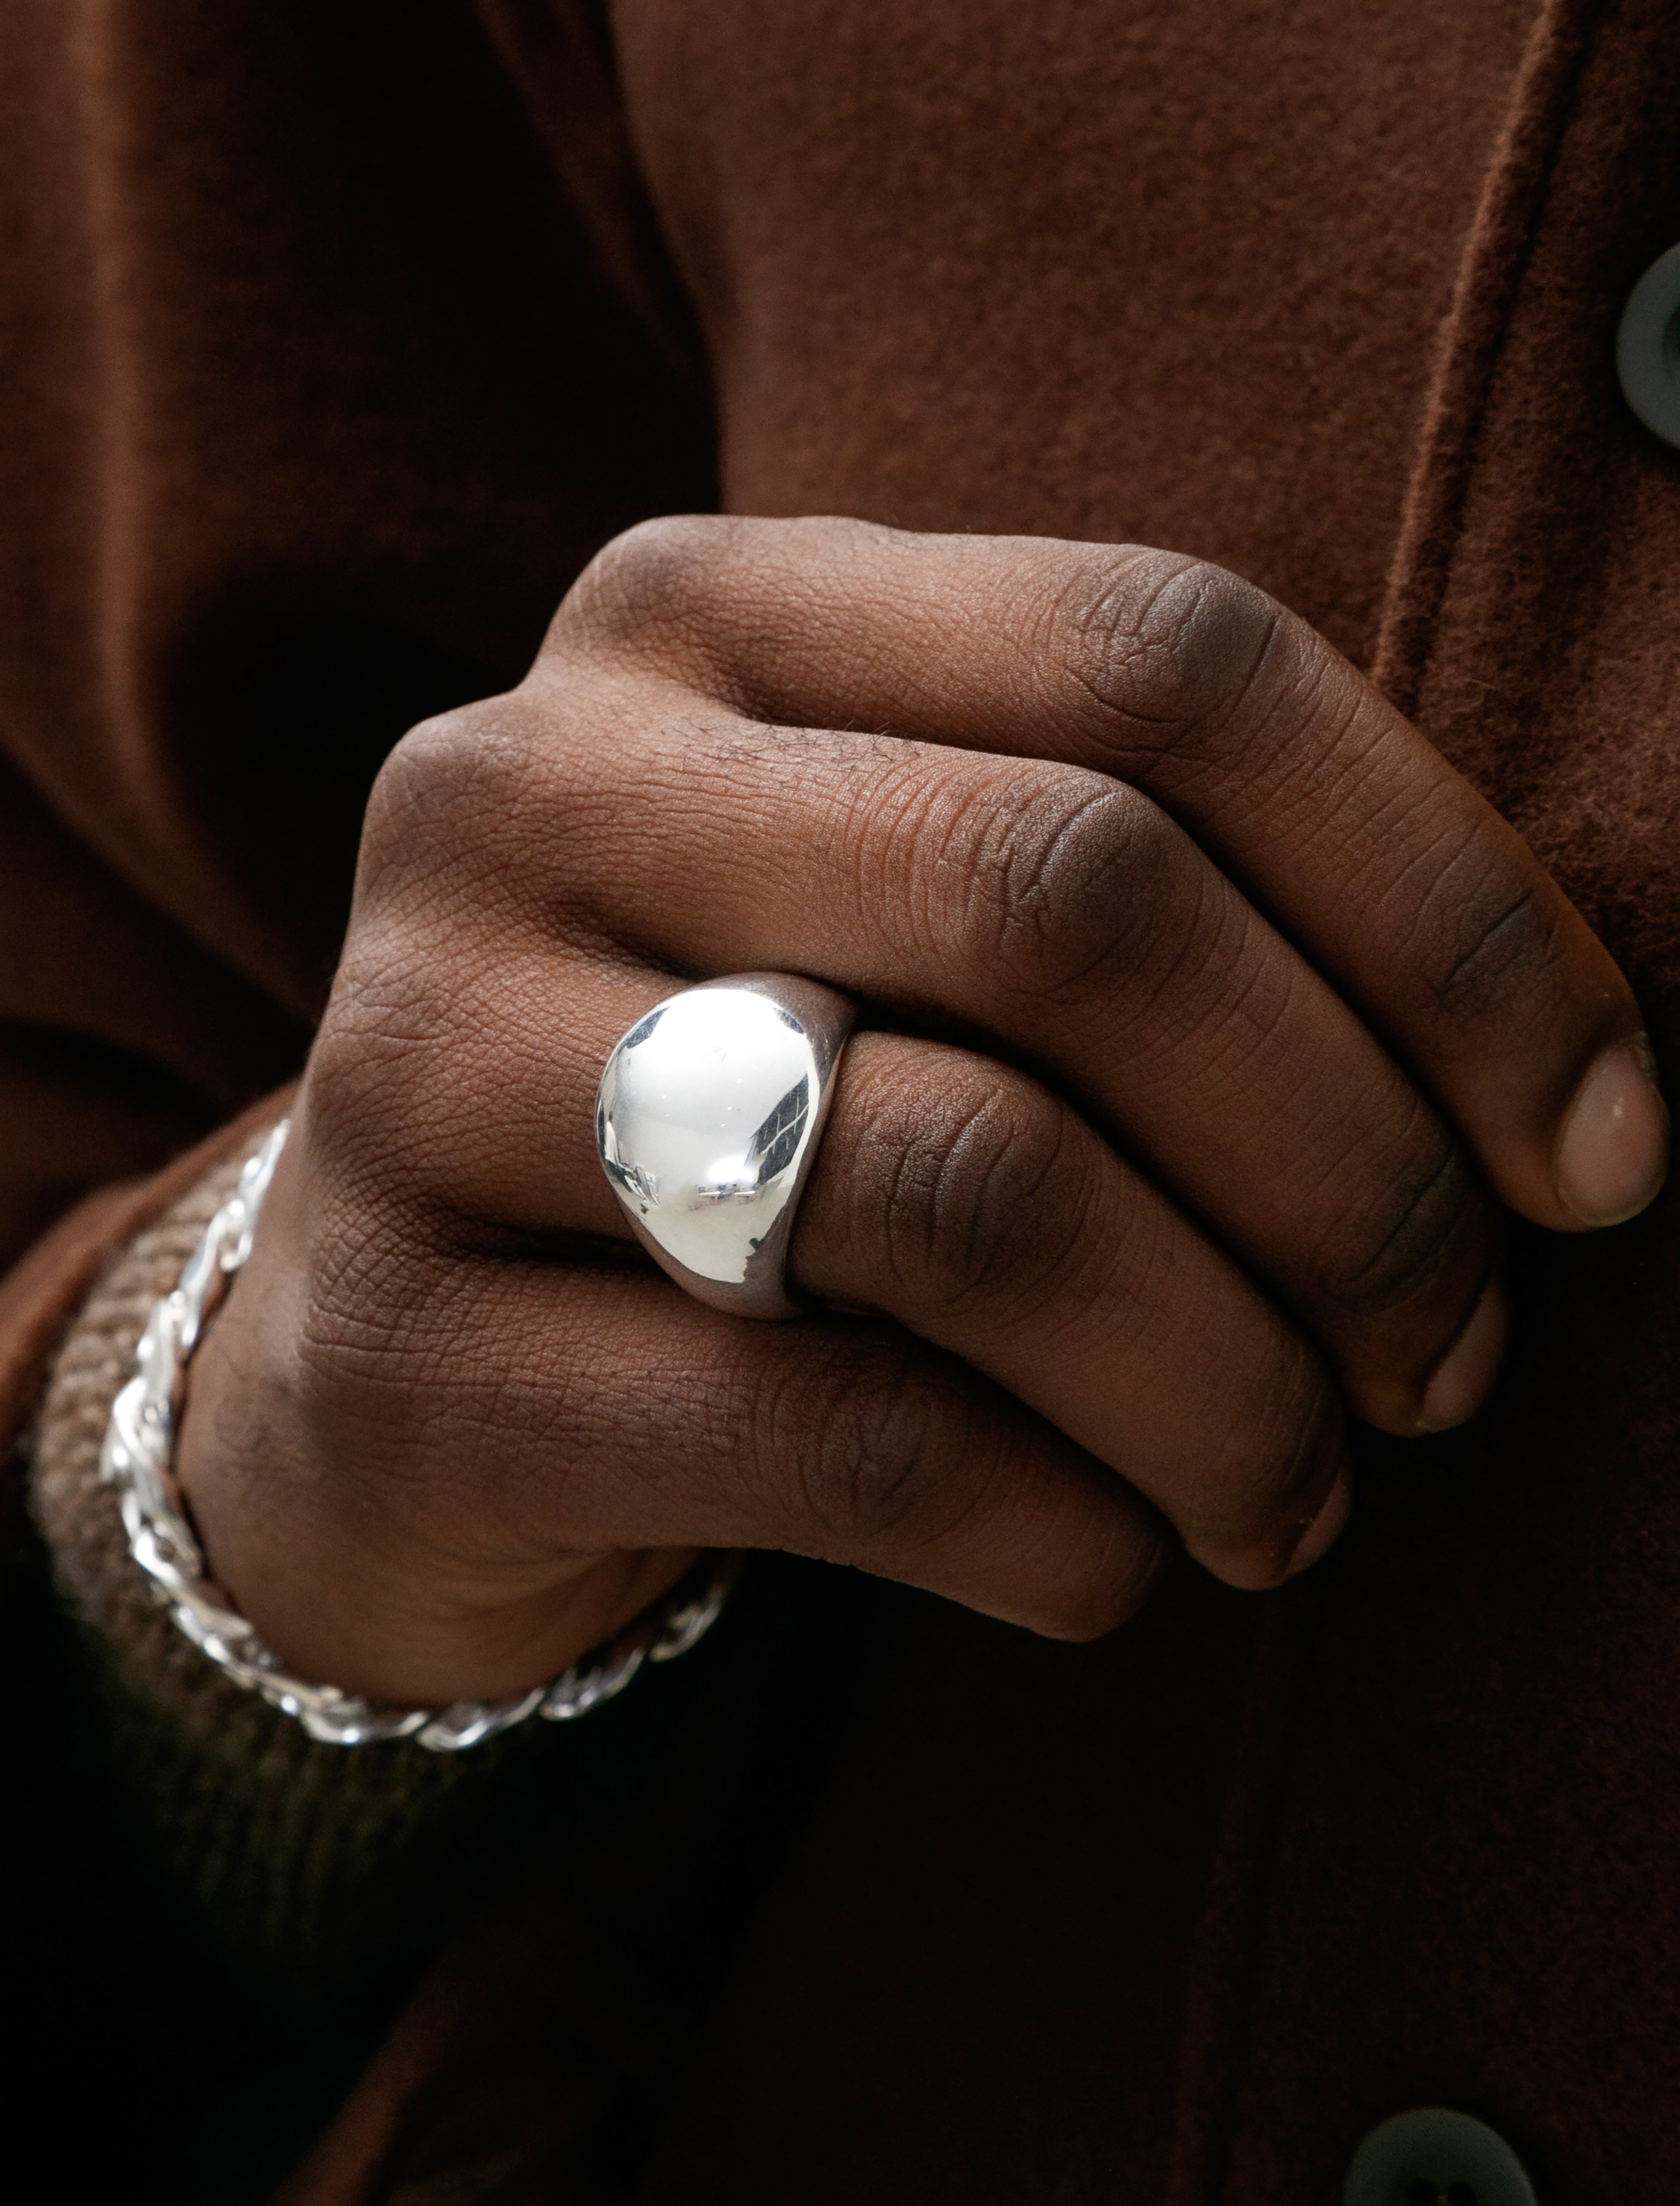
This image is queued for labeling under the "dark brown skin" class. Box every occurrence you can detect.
[176,517,1667,1705]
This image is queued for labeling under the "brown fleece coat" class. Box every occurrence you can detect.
[3,2,1679,2200]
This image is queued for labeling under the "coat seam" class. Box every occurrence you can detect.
[1372,0,1604,723]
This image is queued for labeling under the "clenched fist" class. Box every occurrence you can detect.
[176,518,1667,1705]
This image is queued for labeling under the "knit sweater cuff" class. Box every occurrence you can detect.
[26,1138,522,2000]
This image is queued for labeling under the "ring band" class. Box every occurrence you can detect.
[595,972,855,1318]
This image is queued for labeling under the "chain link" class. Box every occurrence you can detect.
[99,1120,738,1749]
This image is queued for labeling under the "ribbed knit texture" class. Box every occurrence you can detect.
[27,1141,536,2005]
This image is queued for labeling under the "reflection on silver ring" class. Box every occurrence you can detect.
[595,972,856,1319]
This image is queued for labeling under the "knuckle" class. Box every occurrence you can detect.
[554,513,897,699]
[874,1064,1093,1323]
[560,513,745,659]
[760,1334,985,1550]
[357,717,448,883]
[352,684,623,980]
[962,770,1183,1003]
[358,696,544,900]
[1056,551,1287,749]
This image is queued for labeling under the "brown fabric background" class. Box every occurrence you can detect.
[4,0,1680,2198]
[0,0,714,1272]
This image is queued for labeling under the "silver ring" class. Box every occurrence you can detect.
[595,972,855,1318]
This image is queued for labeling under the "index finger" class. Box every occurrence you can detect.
[566,515,1665,1235]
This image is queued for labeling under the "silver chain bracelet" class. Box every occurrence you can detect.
[99,1120,739,1751]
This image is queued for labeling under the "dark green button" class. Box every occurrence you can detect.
[1618,242,1680,451]
[1344,2109,1538,2206]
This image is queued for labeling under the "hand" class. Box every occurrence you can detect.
[175,517,1666,1704]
